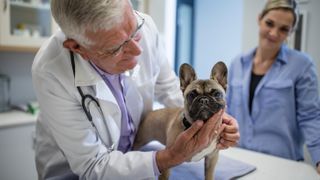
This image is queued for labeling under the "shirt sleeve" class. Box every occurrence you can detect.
[152,151,161,176]
[295,60,320,166]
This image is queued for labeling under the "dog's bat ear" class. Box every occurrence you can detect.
[211,61,228,91]
[179,63,197,93]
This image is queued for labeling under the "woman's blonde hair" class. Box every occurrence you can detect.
[261,0,299,30]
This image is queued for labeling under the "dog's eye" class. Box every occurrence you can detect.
[187,90,198,100]
[213,91,223,99]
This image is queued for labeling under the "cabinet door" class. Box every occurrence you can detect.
[0,123,37,180]
[0,0,57,49]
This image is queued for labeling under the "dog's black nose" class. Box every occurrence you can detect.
[199,97,209,104]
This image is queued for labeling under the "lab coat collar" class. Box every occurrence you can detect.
[73,53,118,105]
[73,53,141,86]
[123,64,141,79]
[73,53,101,87]
[73,53,141,105]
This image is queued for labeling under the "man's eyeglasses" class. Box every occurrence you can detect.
[96,11,145,58]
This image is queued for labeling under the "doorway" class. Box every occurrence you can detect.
[175,0,195,73]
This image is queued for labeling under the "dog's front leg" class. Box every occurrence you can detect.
[158,169,170,180]
[205,151,219,180]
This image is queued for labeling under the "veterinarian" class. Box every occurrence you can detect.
[32,0,240,179]
[226,0,320,175]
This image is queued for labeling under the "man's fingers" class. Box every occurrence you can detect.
[217,143,229,150]
[219,112,240,149]
[222,113,239,133]
[219,138,238,147]
[217,123,226,135]
[224,124,238,133]
[221,131,240,142]
[217,133,239,149]
[205,110,224,139]
[182,120,203,141]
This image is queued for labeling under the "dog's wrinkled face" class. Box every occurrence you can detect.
[179,62,228,123]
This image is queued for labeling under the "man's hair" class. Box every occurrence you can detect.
[261,0,299,31]
[51,0,128,47]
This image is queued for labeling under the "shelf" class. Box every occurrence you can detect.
[10,1,50,10]
[0,45,39,53]
[0,0,55,51]
[0,110,37,128]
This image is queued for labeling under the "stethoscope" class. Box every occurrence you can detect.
[69,51,115,152]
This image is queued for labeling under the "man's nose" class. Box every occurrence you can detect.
[123,39,142,56]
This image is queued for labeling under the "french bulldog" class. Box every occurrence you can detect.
[133,62,228,180]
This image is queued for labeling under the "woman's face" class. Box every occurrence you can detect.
[258,9,294,51]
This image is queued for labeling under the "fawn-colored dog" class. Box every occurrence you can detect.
[133,62,228,180]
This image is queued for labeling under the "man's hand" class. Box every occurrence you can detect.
[217,112,240,150]
[156,110,223,172]
[317,163,320,175]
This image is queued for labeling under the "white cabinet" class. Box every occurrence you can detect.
[0,0,57,51]
[0,110,37,180]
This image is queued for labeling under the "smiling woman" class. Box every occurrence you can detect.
[227,0,320,176]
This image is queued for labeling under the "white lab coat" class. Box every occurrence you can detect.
[32,13,183,180]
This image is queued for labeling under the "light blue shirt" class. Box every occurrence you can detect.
[227,44,320,166]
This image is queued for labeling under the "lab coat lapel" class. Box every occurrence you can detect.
[122,65,143,128]
[94,78,122,148]
[73,54,121,147]
[73,53,118,109]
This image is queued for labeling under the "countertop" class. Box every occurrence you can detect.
[221,147,319,180]
[0,110,37,128]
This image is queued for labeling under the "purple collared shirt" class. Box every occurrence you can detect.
[90,63,160,176]
[90,63,135,153]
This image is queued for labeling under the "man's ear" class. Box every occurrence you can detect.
[63,39,90,60]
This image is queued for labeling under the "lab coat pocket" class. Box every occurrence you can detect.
[260,80,294,108]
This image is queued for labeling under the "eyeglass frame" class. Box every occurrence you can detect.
[94,11,145,58]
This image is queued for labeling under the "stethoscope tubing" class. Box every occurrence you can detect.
[69,51,115,152]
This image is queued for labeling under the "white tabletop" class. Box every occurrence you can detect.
[220,147,319,180]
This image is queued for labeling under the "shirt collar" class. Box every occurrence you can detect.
[89,61,120,81]
[242,44,288,65]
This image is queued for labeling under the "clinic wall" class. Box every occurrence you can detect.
[242,0,320,88]
[193,0,243,79]
[0,52,36,106]
[147,0,176,68]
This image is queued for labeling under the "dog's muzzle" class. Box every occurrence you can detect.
[189,96,225,121]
